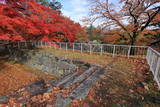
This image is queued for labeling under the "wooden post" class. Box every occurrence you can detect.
[113,45,116,57]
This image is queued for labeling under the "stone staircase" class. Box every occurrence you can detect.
[51,65,107,107]
[0,64,107,106]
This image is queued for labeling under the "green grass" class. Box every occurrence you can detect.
[35,48,138,72]
[37,48,113,66]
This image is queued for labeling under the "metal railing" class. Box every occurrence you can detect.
[6,41,160,88]
[11,41,148,58]
[146,47,160,88]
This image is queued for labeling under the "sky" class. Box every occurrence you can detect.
[57,0,119,26]
[58,0,90,25]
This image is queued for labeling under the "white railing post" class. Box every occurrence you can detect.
[44,41,45,48]
[38,41,39,47]
[34,41,36,47]
[49,42,51,48]
[81,43,83,53]
[113,45,116,57]
[59,42,61,49]
[154,57,160,80]
[66,42,67,51]
[41,41,43,48]
[54,42,56,49]
[154,57,160,89]
[90,44,92,55]
[150,52,155,72]
[146,48,149,60]
[149,48,153,65]
[100,44,103,56]
[146,47,151,64]
[31,41,33,47]
[128,46,131,58]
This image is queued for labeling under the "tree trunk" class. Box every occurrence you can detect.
[130,33,137,46]
[130,33,137,55]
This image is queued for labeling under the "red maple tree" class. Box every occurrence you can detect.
[0,0,85,42]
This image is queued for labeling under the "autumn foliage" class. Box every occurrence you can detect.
[85,0,160,45]
[0,0,85,42]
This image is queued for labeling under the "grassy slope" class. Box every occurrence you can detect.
[38,48,130,66]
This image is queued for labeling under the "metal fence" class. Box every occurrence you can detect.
[12,41,148,58]
[146,47,160,88]
[6,41,160,88]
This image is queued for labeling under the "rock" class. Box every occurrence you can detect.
[0,96,8,104]
[26,80,48,96]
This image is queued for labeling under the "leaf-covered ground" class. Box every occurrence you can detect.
[37,48,160,106]
[0,56,55,95]
[0,49,160,106]
[69,58,160,107]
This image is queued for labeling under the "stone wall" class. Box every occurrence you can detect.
[11,50,78,77]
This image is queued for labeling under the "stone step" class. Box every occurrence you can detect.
[51,70,84,87]
[69,67,106,99]
[55,67,107,107]
[50,73,75,86]
[62,66,98,90]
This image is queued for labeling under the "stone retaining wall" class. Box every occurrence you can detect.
[11,50,78,77]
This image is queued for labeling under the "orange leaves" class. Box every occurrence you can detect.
[0,62,38,95]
